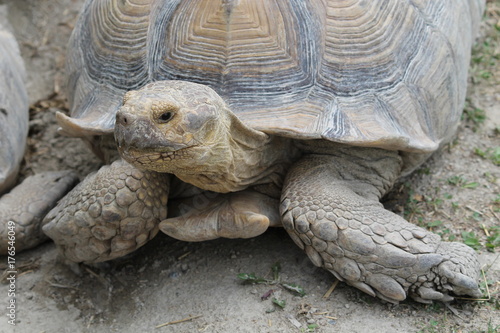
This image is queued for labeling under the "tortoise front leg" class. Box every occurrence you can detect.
[43,160,169,263]
[281,153,481,303]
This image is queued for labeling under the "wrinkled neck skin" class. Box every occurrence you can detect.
[177,112,297,193]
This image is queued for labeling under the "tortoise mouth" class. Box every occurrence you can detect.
[119,145,197,171]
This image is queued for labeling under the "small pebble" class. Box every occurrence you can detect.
[168,271,181,279]
[344,304,350,309]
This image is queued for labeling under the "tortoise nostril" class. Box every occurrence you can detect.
[117,112,131,126]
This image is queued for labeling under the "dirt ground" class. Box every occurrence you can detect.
[0,0,499,332]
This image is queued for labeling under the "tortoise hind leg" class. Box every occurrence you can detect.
[160,189,281,242]
[280,152,481,303]
[42,160,169,263]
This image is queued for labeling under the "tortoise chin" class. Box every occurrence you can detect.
[118,145,198,174]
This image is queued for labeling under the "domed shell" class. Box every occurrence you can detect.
[61,0,484,153]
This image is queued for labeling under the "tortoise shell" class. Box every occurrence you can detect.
[62,0,484,153]
[0,23,28,193]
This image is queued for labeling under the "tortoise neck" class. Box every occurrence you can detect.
[175,110,296,193]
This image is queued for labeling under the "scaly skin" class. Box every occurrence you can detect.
[43,160,169,263]
[0,171,78,254]
[281,153,481,303]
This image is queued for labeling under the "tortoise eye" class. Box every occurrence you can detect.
[158,111,174,123]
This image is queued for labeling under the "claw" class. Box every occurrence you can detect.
[435,242,482,298]
[410,296,433,304]
[348,280,376,298]
[416,286,453,302]
[450,273,482,298]
[438,262,482,298]
[374,291,401,304]
[366,274,406,302]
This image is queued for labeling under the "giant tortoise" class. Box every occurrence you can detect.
[40,0,485,304]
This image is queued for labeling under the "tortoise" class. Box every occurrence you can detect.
[39,0,485,304]
[0,18,78,254]
[0,21,28,195]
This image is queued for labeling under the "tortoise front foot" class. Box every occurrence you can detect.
[42,160,169,263]
[0,171,78,254]
[281,155,481,304]
[161,190,280,241]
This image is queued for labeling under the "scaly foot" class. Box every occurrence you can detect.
[43,160,169,263]
[281,154,480,303]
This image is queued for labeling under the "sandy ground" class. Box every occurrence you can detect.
[0,0,499,332]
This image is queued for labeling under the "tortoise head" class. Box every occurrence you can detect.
[115,80,231,174]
